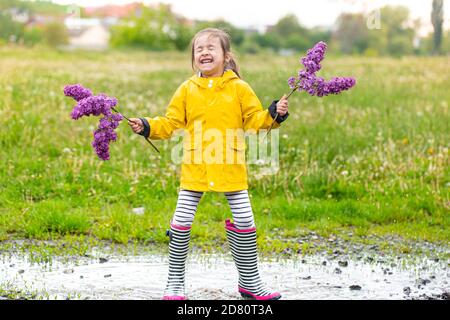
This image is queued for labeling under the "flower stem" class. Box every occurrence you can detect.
[264,86,298,139]
[285,86,298,99]
[111,106,160,154]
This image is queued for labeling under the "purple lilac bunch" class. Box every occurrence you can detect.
[288,41,356,97]
[64,84,123,161]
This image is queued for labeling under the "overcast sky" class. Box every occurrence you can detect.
[52,0,449,35]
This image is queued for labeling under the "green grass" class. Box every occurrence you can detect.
[0,46,449,255]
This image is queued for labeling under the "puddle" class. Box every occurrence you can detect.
[1,250,449,300]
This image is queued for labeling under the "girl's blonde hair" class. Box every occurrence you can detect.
[190,28,241,78]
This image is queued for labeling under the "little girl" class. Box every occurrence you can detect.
[129,28,289,300]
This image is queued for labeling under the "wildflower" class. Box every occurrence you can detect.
[64,84,123,161]
[63,84,93,102]
[287,41,356,97]
[267,41,356,136]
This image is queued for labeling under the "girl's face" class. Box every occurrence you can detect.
[193,34,229,77]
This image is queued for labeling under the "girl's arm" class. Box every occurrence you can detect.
[141,83,187,140]
[238,82,289,132]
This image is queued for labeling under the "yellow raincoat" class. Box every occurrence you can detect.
[145,69,281,192]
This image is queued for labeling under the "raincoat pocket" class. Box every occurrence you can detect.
[181,145,205,183]
[225,143,247,183]
[182,145,201,165]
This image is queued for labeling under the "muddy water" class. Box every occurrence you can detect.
[1,250,449,300]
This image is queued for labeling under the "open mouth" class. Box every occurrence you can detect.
[200,58,213,65]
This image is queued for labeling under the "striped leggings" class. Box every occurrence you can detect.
[171,189,255,229]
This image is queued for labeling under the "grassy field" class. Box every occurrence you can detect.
[0,46,449,255]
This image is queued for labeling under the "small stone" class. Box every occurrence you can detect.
[322,261,327,266]
[9,264,15,267]
[131,207,145,215]
[301,259,306,264]
[302,276,312,280]
[403,287,411,295]
[104,274,112,278]
[18,269,25,274]
[99,258,108,264]
[63,269,74,274]
[441,292,450,300]
[349,285,362,290]
[417,278,431,286]
[338,261,348,267]
[80,276,84,279]
[334,268,342,274]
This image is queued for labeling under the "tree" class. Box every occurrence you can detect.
[270,14,306,38]
[336,6,416,56]
[251,31,281,49]
[194,20,245,47]
[379,6,415,56]
[110,4,193,51]
[23,27,43,46]
[431,0,444,55]
[42,22,68,47]
[267,14,311,51]
[333,13,369,54]
[0,11,24,43]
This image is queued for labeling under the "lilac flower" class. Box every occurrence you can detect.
[287,41,356,98]
[288,77,297,89]
[92,113,123,160]
[64,84,123,161]
[64,84,93,102]
[70,94,118,120]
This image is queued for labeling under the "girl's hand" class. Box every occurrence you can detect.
[276,95,289,116]
[128,118,144,134]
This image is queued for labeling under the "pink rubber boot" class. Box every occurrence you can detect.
[162,223,191,300]
[225,219,281,300]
